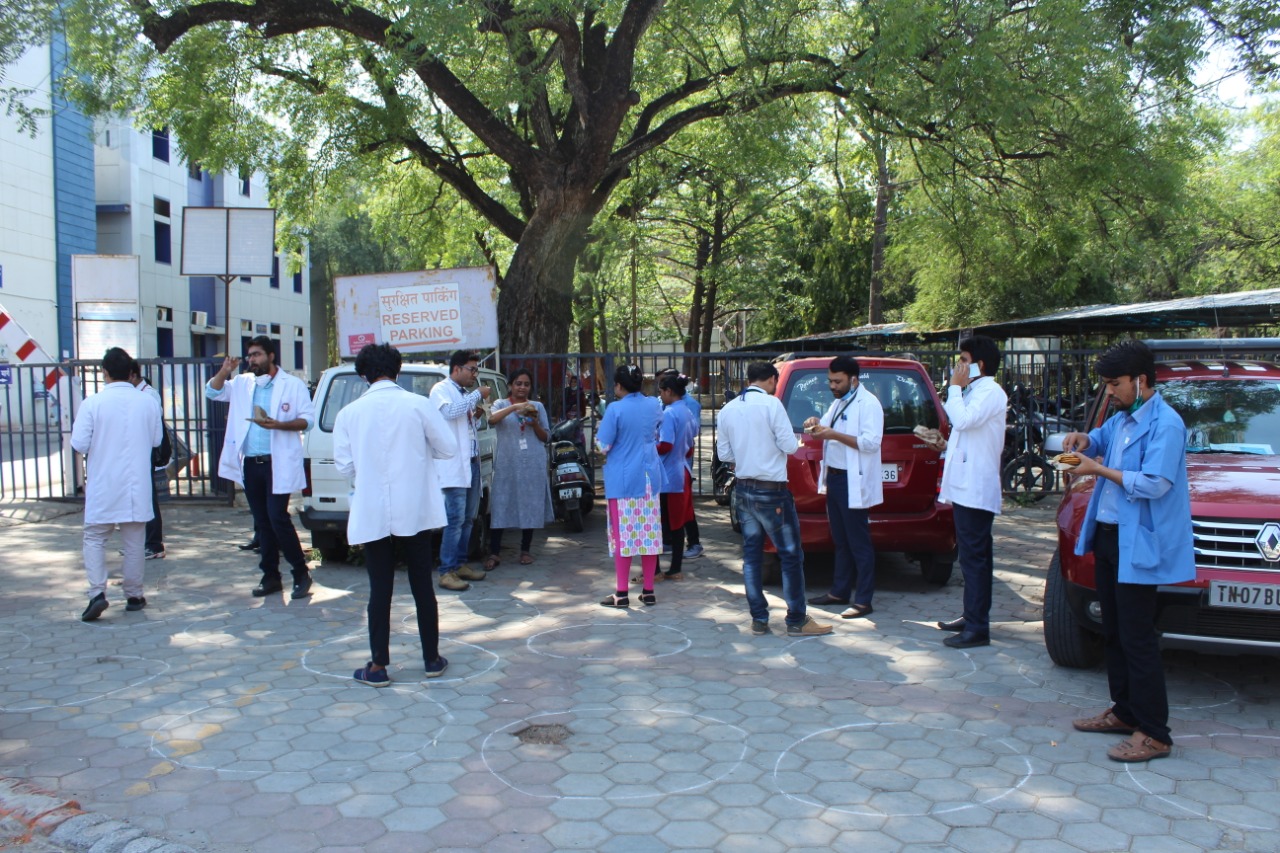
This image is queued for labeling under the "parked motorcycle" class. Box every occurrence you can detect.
[549,416,595,532]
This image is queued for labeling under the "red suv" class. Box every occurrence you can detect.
[1044,344,1280,666]
[744,356,957,584]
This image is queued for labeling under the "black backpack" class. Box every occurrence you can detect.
[152,425,173,468]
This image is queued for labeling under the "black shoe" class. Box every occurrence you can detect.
[291,578,313,599]
[126,597,147,612]
[252,578,284,597]
[81,593,108,622]
[944,631,990,649]
[238,539,260,551]
[937,617,966,632]
[808,594,850,606]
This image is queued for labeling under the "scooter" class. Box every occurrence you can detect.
[549,416,595,532]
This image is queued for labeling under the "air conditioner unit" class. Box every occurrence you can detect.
[157,306,173,322]
[191,310,208,327]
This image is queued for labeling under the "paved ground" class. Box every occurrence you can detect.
[0,498,1277,852]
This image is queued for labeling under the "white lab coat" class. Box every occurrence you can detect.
[71,382,163,524]
[206,370,315,494]
[816,386,885,510]
[429,378,479,489]
[938,376,1008,515]
[333,380,458,544]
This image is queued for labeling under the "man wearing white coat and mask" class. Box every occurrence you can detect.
[206,335,316,599]
[803,355,884,619]
[72,347,164,621]
[334,344,458,685]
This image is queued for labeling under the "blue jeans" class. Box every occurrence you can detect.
[439,458,481,575]
[734,481,807,626]
[825,469,876,606]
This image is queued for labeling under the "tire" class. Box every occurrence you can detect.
[918,553,954,586]
[581,490,595,515]
[728,483,741,533]
[468,505,490,560]
[1043,549,1104,668]
[564,506,585,533]
[761,551,781,586]
[313,533,349,565]
[1002,453,1056,500]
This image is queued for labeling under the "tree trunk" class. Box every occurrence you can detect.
[685,231,710,376]
[699,194,725,354]
[497,198,595,354]
[868,139,892,326]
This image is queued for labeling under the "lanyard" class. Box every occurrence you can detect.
[829,386,859,426]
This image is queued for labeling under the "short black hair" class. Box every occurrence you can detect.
[247,335,276,360]
[103,347,133,382]
[509,368,534,388]
[828,355,860,378]
[658,373,688,396]
[450,350,479,370]
[614,364,644,394]
[746,362,779,383]
[1095,340,1156,386]
[355,343,402,383]
[959,335,1000,376]
[128,358,143,379]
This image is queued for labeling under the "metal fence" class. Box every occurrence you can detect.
[0,347,1110,504]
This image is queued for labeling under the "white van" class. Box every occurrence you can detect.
[300,361,508,563]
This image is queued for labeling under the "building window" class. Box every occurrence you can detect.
[292,270,303,294]
[152,127,170,162]
[240,319,253,333]
[270,323,281,336]
[241,336,252,357]
[239,168,251,197]
[154,196,172,265]
[240,276,251,283]
[269,256,279,289]
[187,161,202,180]
[157,328,174,357]
[155,222,172,264]
[294,340,304,371]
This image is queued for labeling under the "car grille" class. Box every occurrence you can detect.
[1157,598,1280,642]
[1193,518,1280,574]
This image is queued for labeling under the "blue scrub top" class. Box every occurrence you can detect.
[658,398,697,494]
[597,392,665,499]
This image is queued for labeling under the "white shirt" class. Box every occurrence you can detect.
[205,369,315,494]
[71,382,163,525]
[333,380,458,544]
[429,378,481,488]
[716,386,797,482]
[938,376,1007,515]
[817,385,885,510]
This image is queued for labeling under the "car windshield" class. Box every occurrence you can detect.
[1158,378,1280,456]
[781,367,941,434]
[318,371,443,431]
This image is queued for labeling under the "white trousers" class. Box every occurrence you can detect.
[83,522,145,599]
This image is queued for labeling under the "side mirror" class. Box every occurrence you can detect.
[1043,433,1068,454]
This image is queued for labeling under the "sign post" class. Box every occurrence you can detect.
[180,208,276,354]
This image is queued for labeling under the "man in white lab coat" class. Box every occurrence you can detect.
[206,335,316,599]
[71,347,164,621]
[334,344,458,685]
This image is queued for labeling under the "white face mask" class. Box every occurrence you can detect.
[254,373,273,388]
[968,362,982,380]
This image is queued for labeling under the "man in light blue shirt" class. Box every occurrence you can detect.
[1063,340,1194,764]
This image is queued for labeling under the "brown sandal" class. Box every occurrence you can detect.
[519,552,535,565]
[483,555,501,570]
[1107,732,1171,762]
[1072,708,1136,735]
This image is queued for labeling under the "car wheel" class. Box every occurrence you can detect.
[761,551,781,586]
[564,506,585,533]
[1043,549,1104,668]
[313,533,349,565]
[468,504,490,561]
[918,552,954,586]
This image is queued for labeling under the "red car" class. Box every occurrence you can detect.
[1044,344,1280,666]
[747,356,957,584]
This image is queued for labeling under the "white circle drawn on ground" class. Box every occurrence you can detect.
[0,629,33,662]
[480,706,748,801]
[0,654,169,713]
[301,634,500,685]
[149,684,451,775]
[774,721,1035,817]
[402,596,542,634]
[526,623,691,662]
[1122,732,1280,831]
[1016,660,1239,711]
[783,633,979,685]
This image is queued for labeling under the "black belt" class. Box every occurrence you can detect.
[245,455,271,464]
[1096,521,1119,532]
[827,466,846,473]
[737,478,788,491]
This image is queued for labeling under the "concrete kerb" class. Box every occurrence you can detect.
[0,778,195,853]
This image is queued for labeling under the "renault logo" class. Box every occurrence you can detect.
[1256,522,1280,562]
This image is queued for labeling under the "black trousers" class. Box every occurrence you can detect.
[660,493,685,576]
[145,473,163,552]
[364,530,440,668]
[954,503,995,635]
[490,528,534,554]
[242,457,308,582]
[1093,523,1171,744]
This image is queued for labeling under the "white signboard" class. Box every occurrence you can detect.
[335,267,498,359]
[71,255,140,357]
[378,282,463,349]
[180,208,276,277]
